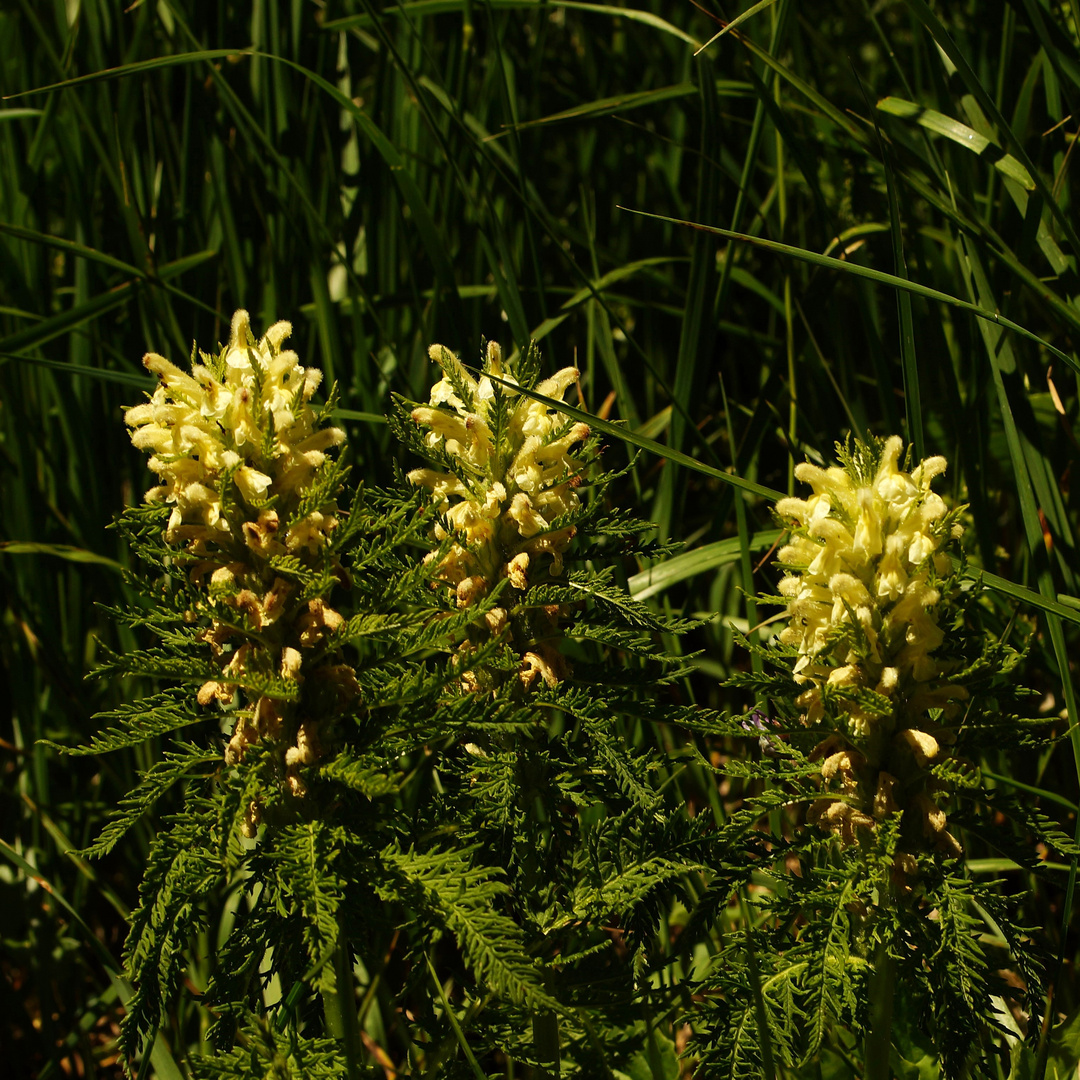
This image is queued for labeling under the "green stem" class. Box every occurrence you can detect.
[738,889,779,1080]
[322,939,363,1080]
[532,1009,561,1079]
[322,974,344,1039]
[864,937,895,1080]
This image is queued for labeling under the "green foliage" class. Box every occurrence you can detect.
[2,0,1079,1077]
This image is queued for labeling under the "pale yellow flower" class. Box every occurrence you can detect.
[125,309,344,550]
[408,341,588,600]
[127,311,349,792]
[776,436,956,736]
[407,340,591,693]
[775,436,967,854]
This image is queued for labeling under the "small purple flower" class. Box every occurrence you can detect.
[741,708,785,757]
[741,708,772,733]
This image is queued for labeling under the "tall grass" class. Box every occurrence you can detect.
[1,0,1077,1075]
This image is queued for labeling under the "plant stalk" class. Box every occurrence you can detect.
[532,1009,561,1079]
[865,936,895,1080]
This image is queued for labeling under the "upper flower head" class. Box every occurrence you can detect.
[773,436,967,854]
[404,339,593,695]
[775,435,956,697]
[125,310,344,551]
[407,340,590,592]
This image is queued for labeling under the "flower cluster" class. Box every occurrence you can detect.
[407,340,590,690]
[126,309,344,553]
[126,311,352,831]
[774,436,966,855]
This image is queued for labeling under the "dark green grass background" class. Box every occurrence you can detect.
[2,0,1079,1074]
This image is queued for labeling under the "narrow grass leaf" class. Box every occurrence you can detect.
[629,530,785,600]
[964,564,1080,627]
[619,207,1080,378]
[903,0,1080,257]
[0,354,152,389]
[484,371,784,501]
[695,0,783,56]
[2,50,255,99]
[877,97,1036,189]
[495,83,709,135]
[424,953,488,1080]
[959,235,1080,973]
[324,1,703,48]
[875,98,923,458]
[0,542,123,571]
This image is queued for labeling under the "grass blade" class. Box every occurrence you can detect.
[618,207,1080,378]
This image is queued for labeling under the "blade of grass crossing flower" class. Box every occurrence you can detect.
[483,370,785,502]
[960,565,1080,627]
[418,61,718,468]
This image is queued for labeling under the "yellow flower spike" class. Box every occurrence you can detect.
[409,341,587,582]
[128,311,352,786]
[776,435,967,853]
[408,339,592,691]
[126,310,343,558]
